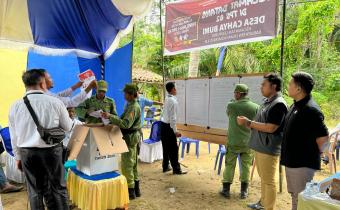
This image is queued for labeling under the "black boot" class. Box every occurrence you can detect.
[135,180,141,197]
[219,182,231,198]
[128,188,136,200]
[240,182,249,199]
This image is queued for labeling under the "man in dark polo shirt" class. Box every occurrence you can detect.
[237,73,288,210]
[281,72,328,210]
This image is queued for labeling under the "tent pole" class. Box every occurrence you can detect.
[279,0,287,194]
[159,0,166,100]
[99,55,105,80]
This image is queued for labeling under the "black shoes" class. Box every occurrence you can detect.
[163,166,172,173]
[173,170,188,175]
[135,180,141,197]
[240,182,249,199]
[128,188,136,200]
[219,182,231,198]
[247,201,264,210]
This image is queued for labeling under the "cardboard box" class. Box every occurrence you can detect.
[67,124,128,176]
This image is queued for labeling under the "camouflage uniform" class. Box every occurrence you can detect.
[76,80,117,123]
[108,84,141,191]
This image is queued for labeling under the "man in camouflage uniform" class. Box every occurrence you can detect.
[102,84,142,200]
[76,80,117,123]
[220,84,259,199]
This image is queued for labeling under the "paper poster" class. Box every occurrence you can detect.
[209,77,238,129]
[185,79,209,127]
[174,80,186,124]
[240,76,264,105]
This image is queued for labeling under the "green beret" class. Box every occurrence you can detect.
[234,84,249,93]
[123,84,138,95]
[97,80,108,92]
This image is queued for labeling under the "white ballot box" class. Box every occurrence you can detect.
[67,125,128,176]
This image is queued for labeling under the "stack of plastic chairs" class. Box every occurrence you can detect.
[139,121,163,163]
[0,127,25,183]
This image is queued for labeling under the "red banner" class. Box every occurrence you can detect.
[164,0,278,55]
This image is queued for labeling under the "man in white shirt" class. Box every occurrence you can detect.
[43,69,97,108]
[161,82,187,175]
[8,69,73,210]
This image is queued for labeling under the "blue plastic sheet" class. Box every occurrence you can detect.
[105,42,132,115]
[27,51,80,93]
[28,0,132,54]
[70,167,120,181]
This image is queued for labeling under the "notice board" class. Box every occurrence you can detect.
[172,74,264,144]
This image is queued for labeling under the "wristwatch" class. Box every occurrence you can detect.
[246,120,252,127]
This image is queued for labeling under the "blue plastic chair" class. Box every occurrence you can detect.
[143,121,162,144]
[214,145,242,175]
[144,107,157,128]
[179,137,199,159]
[0,127,14,157]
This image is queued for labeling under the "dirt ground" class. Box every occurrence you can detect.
[1,137,336,210]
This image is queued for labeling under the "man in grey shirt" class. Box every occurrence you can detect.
[237,73,288,210]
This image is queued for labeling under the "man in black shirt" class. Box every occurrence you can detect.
[281,72,329,210]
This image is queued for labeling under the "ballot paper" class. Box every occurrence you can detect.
[78,69,96,98]
[89,110,111,125]
[89,110,103,118]
[102,118,110,125]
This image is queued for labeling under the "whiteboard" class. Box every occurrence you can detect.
[240,76,264,105]
[209,77,238,129]
[174,80,186,124]
[185,79,209,127]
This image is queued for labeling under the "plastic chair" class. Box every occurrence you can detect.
[0,127,25,183]
[179,137,199,159]
[0,127,14,156]
[139,121,163,163]
[144,107,157,128]
[214,145,242,175]
[143,121,162,144]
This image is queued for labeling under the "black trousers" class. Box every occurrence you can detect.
[160,122,181,172]
[20,145,69,210]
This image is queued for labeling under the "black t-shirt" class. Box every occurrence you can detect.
[280,95,329,170]
[266,103,288,133]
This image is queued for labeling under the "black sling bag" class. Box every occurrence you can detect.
[23,93,65,145]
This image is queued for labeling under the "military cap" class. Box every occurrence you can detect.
[123,84,138,95]
[97,80,108,92]
[234,84,249,93]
